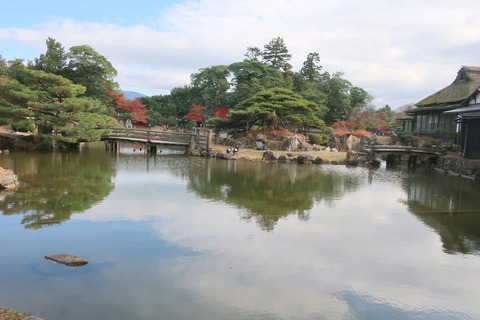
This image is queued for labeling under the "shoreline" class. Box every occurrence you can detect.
[0,306,41,320]
[207,144,348,163]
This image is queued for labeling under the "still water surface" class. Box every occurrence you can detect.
[1,143,480,320]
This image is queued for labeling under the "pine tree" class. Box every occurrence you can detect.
[262,37,292,73]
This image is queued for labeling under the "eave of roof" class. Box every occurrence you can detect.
[444,103,480,114]
[407,104,458,114]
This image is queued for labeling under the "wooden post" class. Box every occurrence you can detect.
[369,145,375,160]
[207,130,212,151]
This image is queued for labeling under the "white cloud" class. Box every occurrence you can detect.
[1,0,479,106]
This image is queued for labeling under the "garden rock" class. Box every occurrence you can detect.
[0,168,19,190]
[45,254,88,266]
[262,151,277,161]
[277,155,291,163]
[282,135,299,151]
[297,154,314,164]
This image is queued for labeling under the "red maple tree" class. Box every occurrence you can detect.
[183,104,207,124]
[331,121,358,136]
[111,92,149,124]
[213,106,229,119]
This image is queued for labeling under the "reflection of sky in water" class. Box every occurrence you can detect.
[1,153,480,320]
[119,143,187,155]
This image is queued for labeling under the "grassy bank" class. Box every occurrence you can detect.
[209,145,347,162]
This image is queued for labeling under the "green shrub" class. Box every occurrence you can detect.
[431,128,448,136]
[307,133,329,145]
[395,131,414,145]
[11,120,36,132]
[422,139,440,149]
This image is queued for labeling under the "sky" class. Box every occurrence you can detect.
[1,0,479,109]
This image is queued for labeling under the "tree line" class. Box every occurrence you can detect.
[0,36,397,145]
[142,37,396,135]
[143,37,374,127]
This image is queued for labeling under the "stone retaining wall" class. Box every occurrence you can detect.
[436,155,480,180]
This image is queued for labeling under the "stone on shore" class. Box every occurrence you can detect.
[0,167,18,190]
[45,254,88,266]
[216,153,238,160]
[297,154,314,164]
[262,150,277,161]
[277,155,291,163]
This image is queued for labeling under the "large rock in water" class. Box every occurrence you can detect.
[45,254,88,266]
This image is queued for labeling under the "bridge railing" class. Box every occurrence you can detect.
[108,128,192,143]
[104,127,211,147]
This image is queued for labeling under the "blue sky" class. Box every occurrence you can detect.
[1,0,479,108]
[0,1,178,27]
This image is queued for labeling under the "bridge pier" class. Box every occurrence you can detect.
[105,141,119,152]
[386,154,395,168]
[148,144,157,154]
[408,155,418,167]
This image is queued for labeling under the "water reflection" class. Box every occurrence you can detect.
[340,291,473,320]
[187,159,364,231]
[0,150,116,229]
[402,168,480,255]
[1,150,480,319]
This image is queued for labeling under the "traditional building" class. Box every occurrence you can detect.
[394,103,416,133]
[444,87,480,158]
[408,66,480,137]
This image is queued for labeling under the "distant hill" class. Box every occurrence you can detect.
[122,91,148,100]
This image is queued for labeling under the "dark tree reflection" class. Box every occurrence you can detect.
[187,159,363,231]
[0,150,116,229]
[402,167,480,255]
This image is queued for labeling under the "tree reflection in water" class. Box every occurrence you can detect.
[187,159,363,231]
[0,151,116,229]
[402,167,480,255]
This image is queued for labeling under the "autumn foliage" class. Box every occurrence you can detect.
[213,106,230,119]
[183,104,207,124]
[331,105,398,137]
[111,92,149,124]
[331,121,357,136]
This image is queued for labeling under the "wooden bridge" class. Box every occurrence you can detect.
[362,145,443,167]
[101,128,212,154]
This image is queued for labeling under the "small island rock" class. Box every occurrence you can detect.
[45,254,88,266]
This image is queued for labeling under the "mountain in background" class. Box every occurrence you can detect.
[122,90,148,100]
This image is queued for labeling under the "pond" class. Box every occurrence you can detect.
[1,143,480,320]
